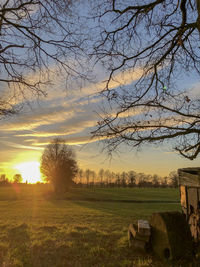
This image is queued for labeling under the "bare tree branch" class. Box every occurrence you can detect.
[0,0,88,116]
[87,0,200,159]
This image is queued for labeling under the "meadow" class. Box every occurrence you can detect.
[0,185,195,267]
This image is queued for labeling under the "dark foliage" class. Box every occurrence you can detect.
[40,138,78,193]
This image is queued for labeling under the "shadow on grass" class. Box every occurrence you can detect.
[2,223,146,267]
[1,223,198,267]
[45,190,179,204]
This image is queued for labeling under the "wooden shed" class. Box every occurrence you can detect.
[178,167,200,241]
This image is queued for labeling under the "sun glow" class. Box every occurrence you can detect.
[14,161,41,183]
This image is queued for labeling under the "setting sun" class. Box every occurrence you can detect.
[14,161,42,183]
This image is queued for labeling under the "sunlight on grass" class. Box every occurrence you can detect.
[0,186,197,266]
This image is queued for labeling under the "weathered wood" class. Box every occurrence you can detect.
[178,167,200,241]
[187,188,198,212]
[138,220,151,236]
[178,167,200,174]
[178,168,200,187]
[150,211,193,260]
[180,185,187,209]
[128,227,133,247]
[128,226,147,250]
[179,172,200,187]
[198,188,200,202]
[128,223,137,238]
[128,223,150,242]
[188,212,200,242]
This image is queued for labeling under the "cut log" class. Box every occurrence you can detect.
[150,211,193,260]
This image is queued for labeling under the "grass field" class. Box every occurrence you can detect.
[0,185,196,267]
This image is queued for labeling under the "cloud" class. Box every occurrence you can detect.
[33,135,105,146]
[0,61,147,178]
[81,67,143,96]
[0,140,43,151]
[188,83,200,98]
[0,105,75,131]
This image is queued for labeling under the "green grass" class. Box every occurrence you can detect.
[0,185,196,267]
[66,187,180,202]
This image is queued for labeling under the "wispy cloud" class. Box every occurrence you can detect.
[0,62,173,177]
[33,135,103,146]
[0,140,43,151]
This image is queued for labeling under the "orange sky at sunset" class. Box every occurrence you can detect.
[0,66,199,182]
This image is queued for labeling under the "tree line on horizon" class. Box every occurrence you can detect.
[74,169,178,188]
[0,174,24,186]
[0,139,178,191]
[0,168,178,189]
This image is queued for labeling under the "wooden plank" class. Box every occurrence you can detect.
[188,213,199,241]
[179,171,200,187]
[181,207,187,216]
[187,188,198,212]
[178,168,200,175]
[180,185,187,209]
[138,220,151,236]
[128,223,137,238]
[128,223,150,242]
[128,226,146,250]
[198,188,200,203]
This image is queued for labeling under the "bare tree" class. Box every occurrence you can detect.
[98,168,104,187]
[152,174,160,188]
[0,0,87,116]
[13,173,22,183]
[169,170,179,187]
[128,171,136,187]
[87,0,200,160]
[40,138,78,193]
[77,168,83,186]
[85,169,90,187]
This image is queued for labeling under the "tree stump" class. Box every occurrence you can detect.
[150,211,193,260]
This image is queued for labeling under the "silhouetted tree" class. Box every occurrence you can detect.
[98,168,104,187]
[152,175,160,188]
[121,172,127,187]
[85,169,90,187]
[13,174,22,183]
[115,172,121,187]
[161,176,168,188]
[88,0,200,160]
[169,171,179,188]
[104,169,111,187]
[72,166,177,189]
[0,0,87,116]
[77,169,83,186]
[110,171,116,187]
[0,174,9,185]
[128,171,136,187]
[90,170,96,187]
[40,138,78,193]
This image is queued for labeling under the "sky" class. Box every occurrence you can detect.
[0,63,199,183]
[0,0,199,183]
